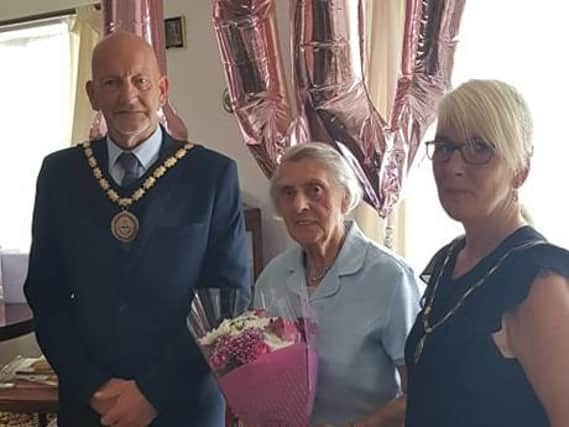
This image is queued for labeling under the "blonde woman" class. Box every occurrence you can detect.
[405,80,569,427]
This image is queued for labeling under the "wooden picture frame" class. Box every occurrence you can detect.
[164,16,185,49]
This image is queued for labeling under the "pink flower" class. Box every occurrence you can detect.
[210,335,232,371]
[252,309,270,318]
[228,328,268,365]
[236,340,270,365]
[209,328,270,370]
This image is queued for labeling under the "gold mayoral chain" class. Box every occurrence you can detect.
[82,141,194,243]
[414,238,545,364]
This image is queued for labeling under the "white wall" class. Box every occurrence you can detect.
[0,0,292,361]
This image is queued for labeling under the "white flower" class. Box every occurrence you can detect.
[198,310,295,351]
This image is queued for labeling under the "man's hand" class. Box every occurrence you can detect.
[96,380,157,427]
[90,378,128,415]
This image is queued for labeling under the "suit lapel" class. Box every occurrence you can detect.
[79,138,117,228]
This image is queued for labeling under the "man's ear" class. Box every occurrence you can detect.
[85,80,99,110]
[158,76,169,106]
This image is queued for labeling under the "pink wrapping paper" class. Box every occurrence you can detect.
[220,343,318,427]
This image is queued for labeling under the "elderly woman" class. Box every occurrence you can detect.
[254,143,421,427]
[405,79,569,427]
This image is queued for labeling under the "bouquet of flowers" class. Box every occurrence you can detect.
[188,288,318,427]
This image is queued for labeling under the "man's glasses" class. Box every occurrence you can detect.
[425,137,495,165]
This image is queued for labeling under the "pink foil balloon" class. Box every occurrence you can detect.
[213,0,293,177]
[90,0,188,141]
[213,0,465,216]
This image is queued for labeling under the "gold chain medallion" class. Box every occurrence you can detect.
[111,210,140,242]
[81,140,194,242]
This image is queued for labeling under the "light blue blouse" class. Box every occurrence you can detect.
[254,221,421,425]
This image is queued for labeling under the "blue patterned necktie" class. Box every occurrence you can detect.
[118,152,140,187]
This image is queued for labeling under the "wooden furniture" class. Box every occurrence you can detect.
[0,379,57,427]
[0,303,34,342]
[0,304,56,426]
[243,206,263,282]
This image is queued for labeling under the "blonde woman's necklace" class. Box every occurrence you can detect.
[414,237,546,364]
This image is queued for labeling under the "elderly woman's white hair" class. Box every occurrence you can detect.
[270,142,363,213]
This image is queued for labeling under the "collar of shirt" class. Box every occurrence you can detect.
[287,221,367,277]
[282,220,369,299]
[106,126,163,185]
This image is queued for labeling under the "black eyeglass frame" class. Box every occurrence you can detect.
[425,137,495,165]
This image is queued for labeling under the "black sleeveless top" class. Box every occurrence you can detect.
[405,226,569,427]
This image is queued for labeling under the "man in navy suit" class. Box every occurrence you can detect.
[24,31,250,427]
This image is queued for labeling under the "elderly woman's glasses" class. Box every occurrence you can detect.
[425,138,495,165]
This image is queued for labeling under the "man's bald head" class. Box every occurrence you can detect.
[91,31,162,80]
[86,31,168,149]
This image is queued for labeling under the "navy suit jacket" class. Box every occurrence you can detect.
[24,132,251,426]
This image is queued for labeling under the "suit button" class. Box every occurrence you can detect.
[119,304,127,312]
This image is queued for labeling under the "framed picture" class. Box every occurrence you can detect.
[164,16,185,48]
